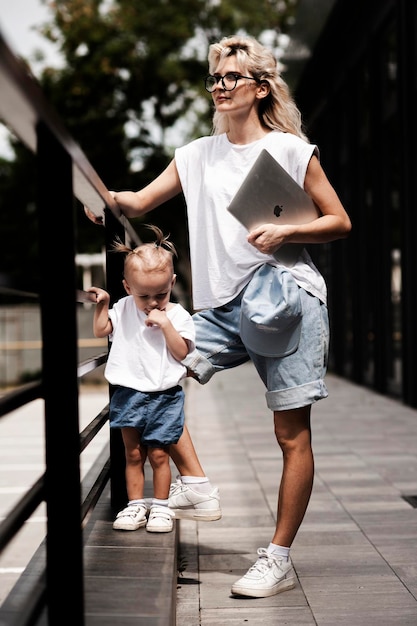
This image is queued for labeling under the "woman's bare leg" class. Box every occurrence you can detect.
[231,405,313,597]
[169,425,206,476]
[168,425,222,520]
[272,405,314,547]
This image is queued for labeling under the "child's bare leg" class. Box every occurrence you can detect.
[121,427,146,500]
[113,428,148,531]
[147,447,175,533]
[148,447,172,500]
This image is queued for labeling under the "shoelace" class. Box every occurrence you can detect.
[248,548,282,574]
[169,477,184,496]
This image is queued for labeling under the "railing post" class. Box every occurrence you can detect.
[104,208,129,512]
[36,121,85,624]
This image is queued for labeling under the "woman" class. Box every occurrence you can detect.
[88,34,351,598]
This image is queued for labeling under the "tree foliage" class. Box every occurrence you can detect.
[0,0,297,297]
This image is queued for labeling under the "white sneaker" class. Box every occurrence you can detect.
[168,477,222,521]
[112,503,147,531]
[231,548,296,598]
[146,506,175,533]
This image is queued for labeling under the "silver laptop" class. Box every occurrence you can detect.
[227,149,319,264]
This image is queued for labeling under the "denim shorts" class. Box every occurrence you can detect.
[109,385,185,447]
[188,281,329,411]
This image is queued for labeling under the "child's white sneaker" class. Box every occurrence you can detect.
[146,506,175,533]
[112,503,147,531]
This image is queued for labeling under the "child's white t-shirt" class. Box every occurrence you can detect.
[104,297,195,392]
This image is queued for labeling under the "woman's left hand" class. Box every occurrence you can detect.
[247,223,292,255]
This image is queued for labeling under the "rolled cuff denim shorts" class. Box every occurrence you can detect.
[182,279,329,411]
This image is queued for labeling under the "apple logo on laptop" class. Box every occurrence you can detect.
[274,204,283,218]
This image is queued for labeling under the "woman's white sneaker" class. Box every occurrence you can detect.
[231,548,296,598]
[112,503,147,531]
[168,477,222,521]
[146,506,175,533]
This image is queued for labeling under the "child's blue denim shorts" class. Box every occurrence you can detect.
[183,281,329,411]
[109,385,185,447]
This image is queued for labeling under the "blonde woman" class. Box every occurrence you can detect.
[87,35,351,597]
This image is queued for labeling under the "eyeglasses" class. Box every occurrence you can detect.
[204,72,260,93]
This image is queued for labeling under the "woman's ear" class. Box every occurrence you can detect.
[256,81,270,100]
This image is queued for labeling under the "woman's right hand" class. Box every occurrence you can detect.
[84,206,104,225]
[84,190,118,225]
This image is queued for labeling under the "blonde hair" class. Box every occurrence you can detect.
[113,224,177,274]
[208,35,308,142]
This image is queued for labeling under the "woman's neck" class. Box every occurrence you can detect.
[226,118,271,145]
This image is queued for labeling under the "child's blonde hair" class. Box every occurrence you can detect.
[113,224,177,274]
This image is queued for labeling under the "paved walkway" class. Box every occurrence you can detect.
[176,362,417,625]
[2,365,417,624]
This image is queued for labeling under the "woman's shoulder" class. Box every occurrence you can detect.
[265,130,310,148]
[264,131,316,161]
[176,133,226,158]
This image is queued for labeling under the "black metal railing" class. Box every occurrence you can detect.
[0,30,141,625]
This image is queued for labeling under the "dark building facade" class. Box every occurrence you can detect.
[292,0,417,407]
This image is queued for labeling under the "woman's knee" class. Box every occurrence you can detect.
[274,406,312,450]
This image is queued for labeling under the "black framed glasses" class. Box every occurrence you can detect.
[204,72,260,93]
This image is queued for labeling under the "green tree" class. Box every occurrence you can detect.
[0,0,297,298]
